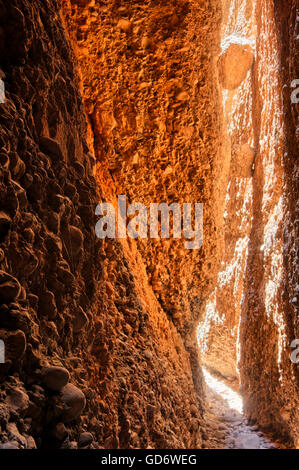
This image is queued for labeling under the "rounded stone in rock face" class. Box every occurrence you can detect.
[68,225,84,256]
[39,290,57,320]
[41,366,70,391]
[218,43,254,90]
[7,387,29,412]
[61,383,86,422]
[117,19,131,32]
[141,36,151,49]
[52,422,68,441]
[78,432,93,448]
[0,271,21,304]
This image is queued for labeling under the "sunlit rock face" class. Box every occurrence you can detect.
[218,42,254,90]
[0,0,297,450]
[199,0,299,447]
[61,0,228,340]
[0,0,228,449]
[61,0,231,448]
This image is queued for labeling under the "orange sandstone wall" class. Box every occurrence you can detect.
[61,0,226,340]
[0,0,226,449]
[199,0,299,447]
[60,0,230,448]
[1,0,296,451]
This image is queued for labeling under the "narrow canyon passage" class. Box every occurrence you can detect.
[196,0,299,449]
[202,368,277,449]
[0,0,298,451]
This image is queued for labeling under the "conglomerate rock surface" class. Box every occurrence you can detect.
[198,0,299,447]
[0,0,298,450]
[61,0,227,340]
[0,0,226,449]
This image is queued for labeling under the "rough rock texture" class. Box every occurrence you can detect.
[61,0,226,341]
[60,0,229,449]
[0,0,226,449]
[0,0,297,451]
[0,0,100,448]
[240,0,299,446]
[202,368,277,449]
[198,0,299,447]
[218,42,254,90]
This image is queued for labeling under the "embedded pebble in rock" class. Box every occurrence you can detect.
[61,440,78,449]
[41,366,70,392]
[6,387,29,412]
[61,384,86,422]
[198,0,298,448]
[218,43,254,90]
[73,307,89,333]
[39,136,64,161]
[39,291,58,320]
[0,212,12,240]
[53,423,68,441]
[202,368,278,449]
[144,349,153,360]
[78,432,93,448]
[0,0,296,451]
[0,271,21,303]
